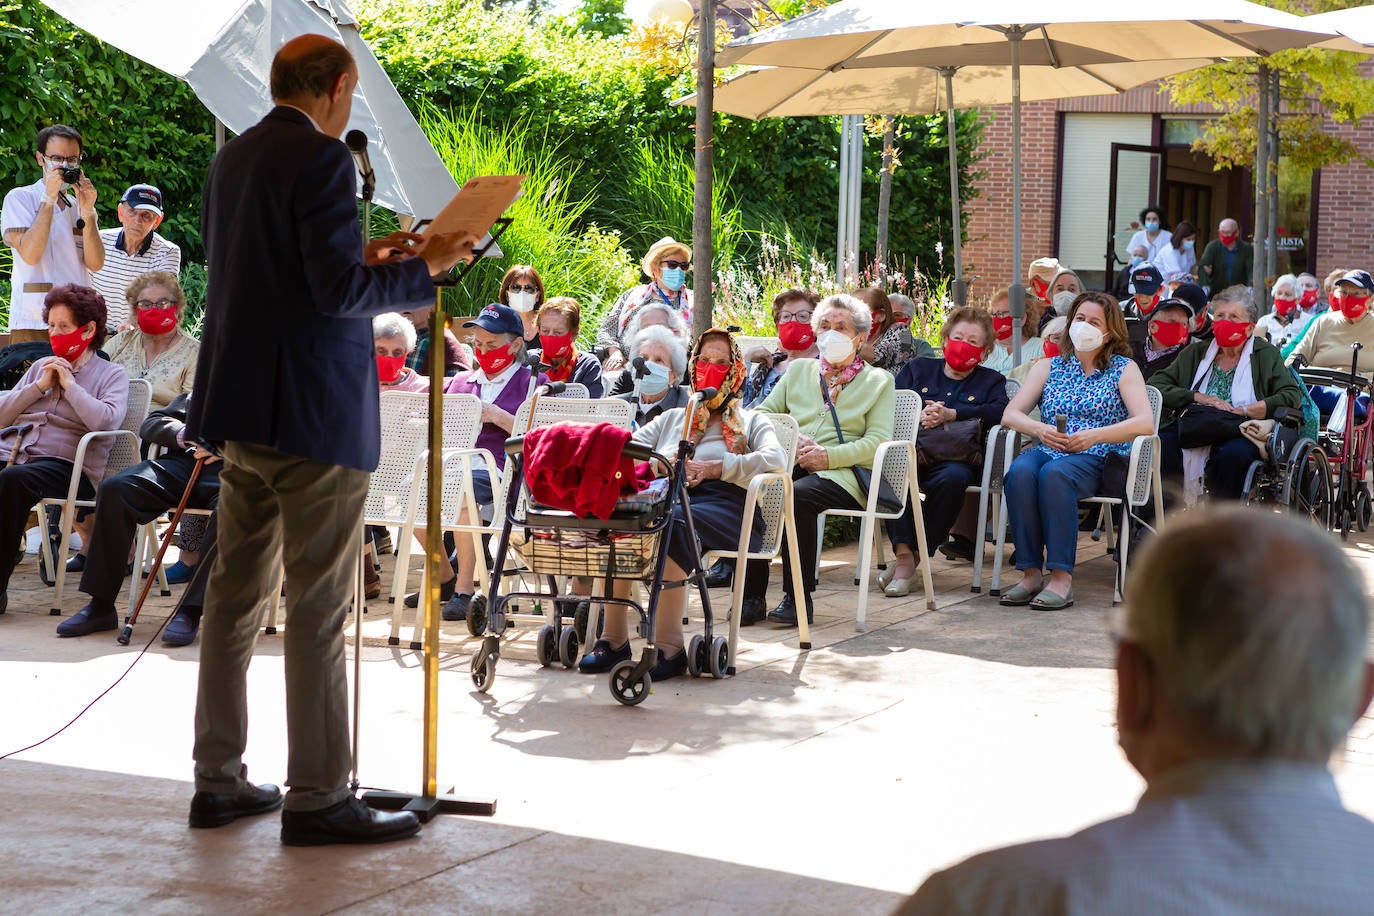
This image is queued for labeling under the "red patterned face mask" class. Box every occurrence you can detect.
[538,332,574,361]
[1041,340,1061,358]
[992,316,1014,341]
[1299,289,1319,309]
[49,326,92,360]
[943,338,983,372]
[1273,298,1297,317]
[1212,319,1252,348]
[1338,293,1370,323]
[474,340,519,376]
[777,321,815,351]
[693,361,730,393]
[1149,320,1190,349]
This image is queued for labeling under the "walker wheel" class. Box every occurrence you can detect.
[470,652,497,693]
[608,660,651,706]
[465,593,488,638]
[1358,489,1372,532]
[709,636,729,679]
[536,624,557,667]
[558,625,580,668]
[686,634,706,678]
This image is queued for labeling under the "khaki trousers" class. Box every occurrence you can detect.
[192,441,366,811]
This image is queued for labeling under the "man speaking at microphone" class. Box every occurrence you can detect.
[186,34,476,845]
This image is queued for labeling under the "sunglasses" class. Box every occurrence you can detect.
[507,283,538,294]
[661,260,691,271]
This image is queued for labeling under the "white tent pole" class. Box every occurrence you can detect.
[848,115,863,283]
[837,115,851,279]
[940,66,966,305]
[1009,28,1025,366]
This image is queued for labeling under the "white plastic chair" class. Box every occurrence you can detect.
[967,424,1021,596]
[46,378,153,615]
[700,413,810,670]
[126,443,216,619]
[734,335,780,358]
[551,382,589,399]
[988,385,1164,605]
[388,392,484,648]
[819,388,936,632]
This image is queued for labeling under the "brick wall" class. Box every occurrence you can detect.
[1315,111,1374,277]
[962,100,1058,302]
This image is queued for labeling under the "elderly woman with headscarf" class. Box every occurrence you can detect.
[2,284,128,620]
[528,296,603,397]
[597,237,693,373]
[579,328,786,680]
[616,324,690,427]
[736,294,896,627]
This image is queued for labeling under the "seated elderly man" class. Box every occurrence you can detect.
[57,391,221,640]
[901,507,1374,914]
[1288,269,1374,374]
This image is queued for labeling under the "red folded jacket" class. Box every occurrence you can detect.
[523,421,640,520]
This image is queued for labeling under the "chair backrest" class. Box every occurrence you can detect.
[1145,384,1163,433]
[552,382,589,399]
[103,378,153,481]
[753,413,800,556]
[512,395,634,436]
[367,391,483,527]
[416,393,484,525]
[884,388,922,500]
[734,335,779,357]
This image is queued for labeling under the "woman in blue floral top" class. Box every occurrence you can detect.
[999,292,1156,610]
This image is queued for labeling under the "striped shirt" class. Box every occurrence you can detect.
[88,228,181,329]
[901,758,1374,916]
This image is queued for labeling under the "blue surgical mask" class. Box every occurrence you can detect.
[1145,220,1159,233]
[1182,239,1195,252]
[638,360,671,395]
[1130,256,1144,268]
[659,267,686,292]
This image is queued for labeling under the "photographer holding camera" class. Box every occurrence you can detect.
[2,124,105,343]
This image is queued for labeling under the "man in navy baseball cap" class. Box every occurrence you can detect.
[1121,264,1166,343]
[462,302,524,338]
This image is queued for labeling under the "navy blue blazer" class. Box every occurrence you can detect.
[188,106,436,471]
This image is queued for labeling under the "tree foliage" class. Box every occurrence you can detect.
[0,3,214,265]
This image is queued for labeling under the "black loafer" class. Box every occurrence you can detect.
[938,536,975,562]
[738,596,767,627]
[648,647,687,682]
[403,578,455,608]
[578,638,631,673]
[766,593,814,627]
[65,554,86,573]
[55,604,119,637]
[162,608,202,647]
[189,782,283,828]
[280,796,421,847]
[441,593,472,622]
[704,558,734,589]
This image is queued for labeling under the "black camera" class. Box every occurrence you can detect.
[59,166,82,184]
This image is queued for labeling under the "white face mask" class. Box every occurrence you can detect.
[1068,321,1105,353]
[816,329,855,364]
[507,290,538,313]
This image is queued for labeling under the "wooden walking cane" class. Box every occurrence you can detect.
[116,455,208,646]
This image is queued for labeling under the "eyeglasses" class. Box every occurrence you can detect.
[508,283,538,294]
[123,209,159,224]
[779,311,812,324]
[44,154,82,167]
[661,260,691,271]
[134,297,176,311]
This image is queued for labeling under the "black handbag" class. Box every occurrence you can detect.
[915,418,984,468]
[818,375,904,513]
[1177,368,1246,448]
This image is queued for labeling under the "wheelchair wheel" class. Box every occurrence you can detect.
[1289,445,1333,531]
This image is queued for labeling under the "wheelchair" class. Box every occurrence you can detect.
[1296,342,1374,539]
[1239,406,1333,528]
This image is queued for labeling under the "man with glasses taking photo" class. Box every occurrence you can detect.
[2,124,105,343]
[90,184,182,331]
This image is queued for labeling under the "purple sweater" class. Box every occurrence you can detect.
[444,365,541,471]
[0,354,130,482]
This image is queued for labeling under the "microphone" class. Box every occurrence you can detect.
[631,356,650,379]
[345,129,375,202]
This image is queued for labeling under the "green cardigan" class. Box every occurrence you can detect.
[1148,336,1302,426]
[759,358,896,505]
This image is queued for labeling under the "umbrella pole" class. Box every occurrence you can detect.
[1008,28,1026,367]
[941,67,966,306]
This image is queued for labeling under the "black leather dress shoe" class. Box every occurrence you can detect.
[65,554,86,573]
[738,596,767,627]
[55,604,119,637]
[766,593,814,627]
[704,558,734,589]
[281,796,422,846]
[189,782,284,828]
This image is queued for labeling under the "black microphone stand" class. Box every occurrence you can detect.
[361,217,512,822]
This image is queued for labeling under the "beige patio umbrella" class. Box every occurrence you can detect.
[716,0,1343,363]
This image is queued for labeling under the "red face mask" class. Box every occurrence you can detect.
[474,340,519,376]
[991,316,1014,341]
[1218,232,1238,246]
[693,361,730,393]
[1273,298,1297,317]
[49,326,92,361]
[943,338,983,372]
[1150,320,1190,349]
[891,315,911,326]
[1212,319,1252,347]
[1029,277,1049,301]
[1299,289,1319,309]
[376,354,406,383]
[1136,293,1160,315]
[777,320,816,351]
[1338,293,1370,323]
[868,321,883,342]
[1041,340,1061,358]
[136,306,177,336]
[538,332,574,361]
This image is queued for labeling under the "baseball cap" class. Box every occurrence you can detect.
[1027,257,1061,288]
[121,184,163,215]
[1337,269,1374,293]
[1172,282,1209,316]
[1130,265,1163,295]
[1153,296,1196,319]
[462,303,524,337]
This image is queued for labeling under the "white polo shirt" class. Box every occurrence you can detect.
[89,228,182,328]
[1,178,91,331]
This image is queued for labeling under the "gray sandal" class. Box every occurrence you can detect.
[1030,587,1074,611]
[999,583,1039,606]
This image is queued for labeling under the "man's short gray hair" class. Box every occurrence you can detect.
[1211,285,1260,323]
[888,292,916,319]
[813,293,871,338]
[624,302,687,350]
[1124,507,1370,761]
[373,311,417,353]
[629,324,688,378]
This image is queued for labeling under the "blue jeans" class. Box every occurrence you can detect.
[1004,449,1106,573]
